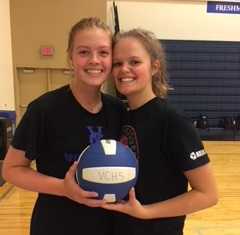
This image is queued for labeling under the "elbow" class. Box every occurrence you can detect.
[1,160,14,183]
[1,162,9,182]
[210,193,219,206]
[207,191,219,208]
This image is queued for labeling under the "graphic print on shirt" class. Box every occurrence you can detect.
[120,125,140,159]
[64,126,104,162]
[87,126,104,144]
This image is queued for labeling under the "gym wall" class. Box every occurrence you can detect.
[10,0,106,68]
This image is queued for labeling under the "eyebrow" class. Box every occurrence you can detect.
[75,45,111,50]
[113,56,141,60]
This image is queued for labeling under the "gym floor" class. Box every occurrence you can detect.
[0,141,239,235]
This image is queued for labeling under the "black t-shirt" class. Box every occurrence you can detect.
[11,85,126,235]
[117,97,209,235]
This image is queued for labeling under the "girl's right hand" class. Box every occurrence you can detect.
[63,161,104,207]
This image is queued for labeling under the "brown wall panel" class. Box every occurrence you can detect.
[10,0,106,68]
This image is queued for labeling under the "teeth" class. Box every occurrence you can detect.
[86,69,102,74]
[120,77,134,82]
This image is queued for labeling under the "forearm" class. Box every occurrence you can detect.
[3,147,104,208]
[3,165,65,197]
[2,146,66,197]
[144,189,218,219]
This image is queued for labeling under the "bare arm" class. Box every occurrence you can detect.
[102,163,218,219]
[2,146,65,195]
[143,163,218,218]
[2,146,104,207]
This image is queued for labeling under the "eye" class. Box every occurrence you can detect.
[112,61,122,67]
[129,60,141,66]
[78,50,89,56]
[99,50,110,57]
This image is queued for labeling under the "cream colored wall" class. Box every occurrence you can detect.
[107,0,240,41]
[0,0,15,110]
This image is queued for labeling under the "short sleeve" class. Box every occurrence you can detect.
[166,109,209,171]
[11,101,45,160]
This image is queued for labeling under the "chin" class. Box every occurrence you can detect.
[88,78,107,86]
[117,89,134,97]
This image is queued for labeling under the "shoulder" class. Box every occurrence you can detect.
[102,93,126,111]
[164,101,202,149]
[28,85,70,111]
[165,101,193,129]
[146,97,172,120]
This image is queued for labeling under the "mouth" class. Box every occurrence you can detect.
[85,68,104,75]
[118,77,135,83]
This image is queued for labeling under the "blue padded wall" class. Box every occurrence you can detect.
[161,40,240,140]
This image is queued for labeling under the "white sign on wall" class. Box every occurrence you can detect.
[107,1,240,41]
[0,0,15,111]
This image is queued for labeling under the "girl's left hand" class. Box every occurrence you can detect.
[101,188,149,219]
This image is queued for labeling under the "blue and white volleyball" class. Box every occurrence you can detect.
[76,139,138,202]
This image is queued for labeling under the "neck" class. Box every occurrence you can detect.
[127,91,156,110]
[70,80,102,113]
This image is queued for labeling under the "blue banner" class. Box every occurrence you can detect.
[0,110,16,134]
[207,1,240,14]
[0,111,16,123]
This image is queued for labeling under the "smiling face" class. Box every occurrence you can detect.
[112,37,157,103]
[70,28,112,88]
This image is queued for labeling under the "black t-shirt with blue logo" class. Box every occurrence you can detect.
[12,85,126,235]
[116,97,209,235]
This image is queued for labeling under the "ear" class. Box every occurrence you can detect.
[151,60,160,76]
[68,56,74,69]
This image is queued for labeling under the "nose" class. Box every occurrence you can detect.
[120,63,130,72]
[89,52,100,64]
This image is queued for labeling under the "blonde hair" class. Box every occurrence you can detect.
[113,29,170,98]
[67,17,112,58]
